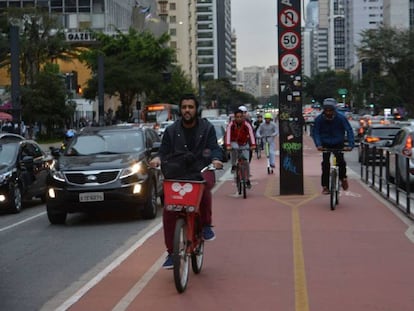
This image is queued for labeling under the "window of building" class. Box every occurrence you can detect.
[170,28,176,36]
[65,0,77,13]
[170,41,177,49]
[170,16,176,24]
[170,3,176,10]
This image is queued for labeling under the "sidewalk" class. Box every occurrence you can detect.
[55,135,414,311]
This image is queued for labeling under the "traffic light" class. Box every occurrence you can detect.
[341,94,346,98]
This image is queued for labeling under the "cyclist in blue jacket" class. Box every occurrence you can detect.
[313,98,354,194]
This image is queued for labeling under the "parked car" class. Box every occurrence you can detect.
[0,139,53,213]
[46,124,163,224]
[358,124,401,164]
[387,126,414,185]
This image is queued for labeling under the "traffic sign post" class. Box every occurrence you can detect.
[278,1,303,195]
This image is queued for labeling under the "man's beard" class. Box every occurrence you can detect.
[182,113,196,124]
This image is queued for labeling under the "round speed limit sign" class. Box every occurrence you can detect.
[280,31,299,51]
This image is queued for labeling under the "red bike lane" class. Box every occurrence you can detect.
[63,135,414,311]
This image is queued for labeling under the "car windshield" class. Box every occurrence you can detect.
[0,143,18,165]
[67,131,145,155]
[371,128,401,138]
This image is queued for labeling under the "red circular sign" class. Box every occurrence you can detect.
[280,31,300,51]
[279,8,299,28]
[280,53,300,73]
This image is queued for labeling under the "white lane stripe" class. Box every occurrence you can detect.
[56,178,224,311]
[55,222,162,311]
[0,212,46,233]
[112,255,165,311]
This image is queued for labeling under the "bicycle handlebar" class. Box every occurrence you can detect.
[201,163,223,172]
[320,147,352,152]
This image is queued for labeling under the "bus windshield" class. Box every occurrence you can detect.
[142,104,179,123]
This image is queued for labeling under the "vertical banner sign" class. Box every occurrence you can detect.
[278,0,303,195]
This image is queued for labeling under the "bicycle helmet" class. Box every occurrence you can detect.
[322,98,337,110]
[264,112,273,119]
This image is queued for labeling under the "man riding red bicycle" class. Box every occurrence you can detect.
[149,94,223,269]
[225,109,256,188]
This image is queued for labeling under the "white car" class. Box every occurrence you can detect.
[387,126,414,185]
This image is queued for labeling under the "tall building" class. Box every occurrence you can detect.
[196,0,233,81]
[157,0,198,87]
[328,0,346,70]
[317,0,329,72]
[303,0,319,76]
[383,0,412,28]
[345,0,383,70]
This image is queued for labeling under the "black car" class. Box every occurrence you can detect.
[46,125,163,224]
[0,138,53,213]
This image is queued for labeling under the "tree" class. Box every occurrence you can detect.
[358,26,414,110]
[0,8,75,86]
[21,63,73,138]
[303,70,353,105]
[145,65,195,105]
[79,29,175,121]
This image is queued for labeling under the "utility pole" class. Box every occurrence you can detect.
[10,24,21,130]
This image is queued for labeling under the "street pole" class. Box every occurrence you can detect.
[10,25,21,130]
[98,55,104,126]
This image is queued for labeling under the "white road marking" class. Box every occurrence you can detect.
[0,212,46,233]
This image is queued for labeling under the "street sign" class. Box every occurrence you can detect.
[280,31,300,50]
[338,88,348,95]
[279,8,300,28]
[280,53,300,73]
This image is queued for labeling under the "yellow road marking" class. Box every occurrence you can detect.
[264,176,318,311]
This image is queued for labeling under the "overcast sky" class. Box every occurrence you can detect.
[231,0,309,70]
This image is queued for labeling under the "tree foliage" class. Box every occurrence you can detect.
[303,70,353,105]
[0,8,75,86]
[203,78,257,113]
[358,26,414,110]
[79,29,176,121]
[21,63,72,137]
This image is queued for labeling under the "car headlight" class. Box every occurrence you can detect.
[51,170,65,182]
[120,162,142,179]
[0,170,13,184]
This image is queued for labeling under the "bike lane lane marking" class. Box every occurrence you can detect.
[265,175,319,311]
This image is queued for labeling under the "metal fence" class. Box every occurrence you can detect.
[359,143,414,220]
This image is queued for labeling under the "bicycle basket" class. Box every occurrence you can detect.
[163,180,205,210]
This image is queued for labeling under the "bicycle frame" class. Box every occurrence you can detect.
[163,179,206,293]
[234,148,249,198]
[322,149,344,210]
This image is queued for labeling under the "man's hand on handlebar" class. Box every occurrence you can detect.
[212,159,223,170]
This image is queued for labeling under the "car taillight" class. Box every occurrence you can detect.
[365,136,380,143]
[403,136,413,156]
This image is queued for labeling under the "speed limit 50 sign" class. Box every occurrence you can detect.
[280,31,300,51]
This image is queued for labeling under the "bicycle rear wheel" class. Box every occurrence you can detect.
[173,218,189,293]
[330,170,337,210]
[236,171,242,195]
[241,164,247,199]
[191,216,204,274]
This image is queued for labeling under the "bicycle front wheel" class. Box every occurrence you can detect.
[173,218,189,293]
[191,216,204,274]
[330,170,337,210]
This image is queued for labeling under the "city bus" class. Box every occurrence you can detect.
[141,103,179,124]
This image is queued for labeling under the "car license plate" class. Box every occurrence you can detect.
[79,192,104,202]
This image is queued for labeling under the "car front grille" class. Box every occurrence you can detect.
[64,170,120,185]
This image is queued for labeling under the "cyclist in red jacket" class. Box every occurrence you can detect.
[225,109,256,188]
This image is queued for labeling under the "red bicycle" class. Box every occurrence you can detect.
[163,165,217,293]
